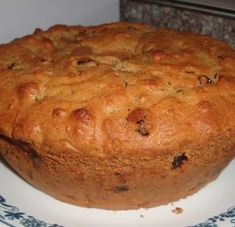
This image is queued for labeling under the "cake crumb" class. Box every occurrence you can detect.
[140,214,144,218]
[172,207,183,214]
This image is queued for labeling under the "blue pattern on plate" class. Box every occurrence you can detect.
[0,195,63,227]
[189,206,235,227]
[0,194,235,227]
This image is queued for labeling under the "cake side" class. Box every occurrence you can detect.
[0,130,234,209]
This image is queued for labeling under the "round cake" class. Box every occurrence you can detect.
[0,22,234,210]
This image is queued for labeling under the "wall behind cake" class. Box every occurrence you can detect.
[0,0,119,43]
[120,0,235,48]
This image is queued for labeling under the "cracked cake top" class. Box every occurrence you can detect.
[0,22,234,159]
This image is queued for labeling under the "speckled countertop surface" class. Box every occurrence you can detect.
[120,0,235,48]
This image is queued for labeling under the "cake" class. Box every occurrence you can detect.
[0,22,234,210]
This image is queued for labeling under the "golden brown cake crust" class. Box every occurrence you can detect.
[0,22,235,209]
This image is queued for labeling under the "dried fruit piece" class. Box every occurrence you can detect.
[127,108,151,136]
[198,75,213,85]
[7,63,16,70]
[143,43,155,53]
[172,153,188,169]
[76,58,97,69]
[127,108,147,123]
[136,120,150,136]
[114,184,129,192]
[127,26,137,31]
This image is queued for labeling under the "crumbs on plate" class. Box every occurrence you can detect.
[172,207,184,214]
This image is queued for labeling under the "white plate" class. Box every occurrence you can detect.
[0,158,235,227]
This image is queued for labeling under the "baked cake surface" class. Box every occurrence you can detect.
[0,22,234,209]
